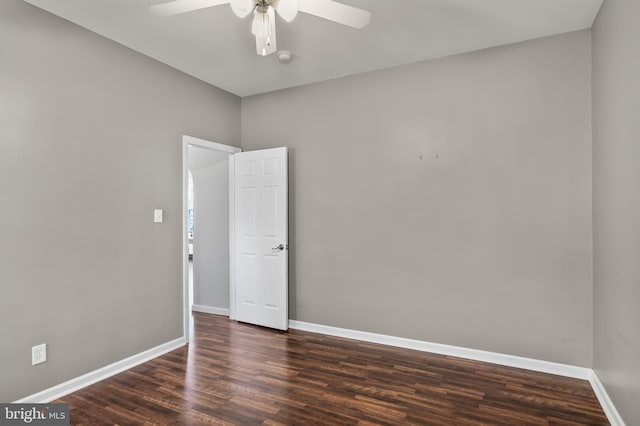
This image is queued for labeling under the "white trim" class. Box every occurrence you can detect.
[192,304,230,316]
[182,140,190,343]
[590,370,626,426]
[228,153,237,321]
[288,320,591,380]
[13,337,186,404]
[184,135,241,154]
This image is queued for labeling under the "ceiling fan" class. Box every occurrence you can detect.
[150,0,371,57]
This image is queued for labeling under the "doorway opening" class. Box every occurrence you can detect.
[182,136,241,342]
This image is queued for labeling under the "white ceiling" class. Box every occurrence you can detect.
[22,0,603,97]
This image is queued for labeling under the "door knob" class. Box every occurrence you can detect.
[272,244,286,251]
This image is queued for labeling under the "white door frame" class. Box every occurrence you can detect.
[182,135,241,342]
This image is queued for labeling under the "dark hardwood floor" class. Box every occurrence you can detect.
[57,312,608,425]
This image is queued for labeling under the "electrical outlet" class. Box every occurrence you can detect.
[32,343,47,365]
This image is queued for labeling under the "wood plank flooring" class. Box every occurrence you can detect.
[57,312,609,425]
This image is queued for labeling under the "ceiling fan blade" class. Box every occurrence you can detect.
[298,0,370,29]
[271,0,298,23]
[230,0,255,18]
[150,0,230,17]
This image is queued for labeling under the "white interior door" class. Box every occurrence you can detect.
[233,147,288,330]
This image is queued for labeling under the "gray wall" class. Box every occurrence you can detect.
[0,0,240,402]
[189,146,231,311]
[242,30,593,366]
[592,0,640,424]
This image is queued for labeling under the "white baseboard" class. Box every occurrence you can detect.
[590,370,626,426]
[192,305,230,316]
[12,317,624,426]
[288,320,591,380]
[14,337,186,403]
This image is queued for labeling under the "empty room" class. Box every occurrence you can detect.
[1,0,637,424]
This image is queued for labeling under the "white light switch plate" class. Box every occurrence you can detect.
[32,343,46,365]
[154,209,163,223]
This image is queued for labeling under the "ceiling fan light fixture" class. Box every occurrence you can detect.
[256,33,277,56]
[254,6,277,56]
[251,7,269,37]
[272,0,298,22]
[230,0,255,18]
